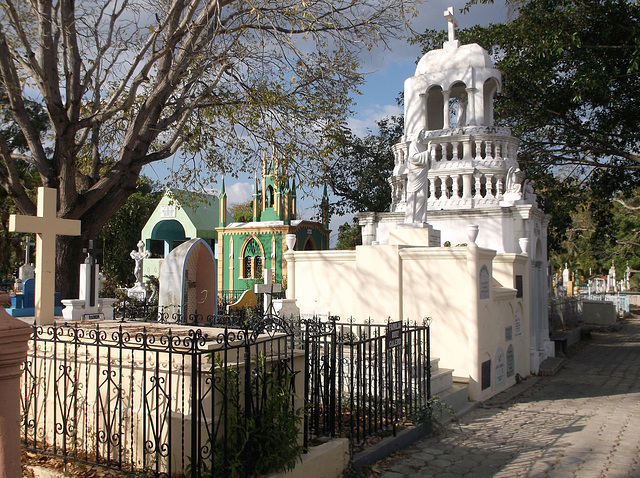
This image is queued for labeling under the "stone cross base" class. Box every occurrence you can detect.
[61,298,118,321]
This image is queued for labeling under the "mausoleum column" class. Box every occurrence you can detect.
[495,142,503,161]
[474,174,483,199]
[466,87,477,126]
[451,141,459,160]
[0,302,32,478]
[496,176,504,199]
[462,138,473,161]
[442,90,451,129]
[462,173,473,199]
[284,234,297,300]
[452,174,460,198]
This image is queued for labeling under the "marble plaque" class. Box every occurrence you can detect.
[505,326,513,342]
[515,309,522,336]
[481,359,491,390]
[507,344,515,378]
[495,348,506,389]
[479,265,490,299]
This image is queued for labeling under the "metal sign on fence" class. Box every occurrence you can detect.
[386,321,402,349]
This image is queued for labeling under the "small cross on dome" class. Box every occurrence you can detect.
[444,6,458,43]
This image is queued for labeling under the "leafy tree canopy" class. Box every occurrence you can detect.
[0,0,417,296]
[230,201,254,223]
[326,115,403,216]
[335,221,362,250]
[96,178,162,290]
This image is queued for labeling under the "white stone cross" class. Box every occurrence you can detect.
[444,7,458,42]
[254,268,282,314]
[9,187,81,325]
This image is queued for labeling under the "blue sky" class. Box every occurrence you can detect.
[147,1,509,245]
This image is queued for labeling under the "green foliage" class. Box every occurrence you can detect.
[326,115,403,216]
[335,221,362,250]
[96,180,161,288]
[192,354,304,477]
[230,201,254,223]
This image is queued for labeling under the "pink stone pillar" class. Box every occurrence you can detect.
[0,294,32,478]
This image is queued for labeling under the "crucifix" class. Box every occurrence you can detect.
[9,187,82,325]
[83,240,102,308]
[21,236,35,265]
[444,6,458,43]
[254,268,281,314]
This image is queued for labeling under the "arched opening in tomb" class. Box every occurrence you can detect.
[302,236,317,250]
[265,185,275,208]
[426,86,444,130]
[483,77,500,127]
[149,219,188,258]
[448,82,468,128]
[240,236,264,280]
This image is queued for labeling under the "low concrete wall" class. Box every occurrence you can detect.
[583,300,617,326]
[268,439,350,478]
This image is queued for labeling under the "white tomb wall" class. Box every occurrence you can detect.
[290,242,531,401]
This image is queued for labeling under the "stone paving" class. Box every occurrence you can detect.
[371,316,640,478]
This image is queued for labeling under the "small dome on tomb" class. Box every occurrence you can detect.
[415,43,494,76]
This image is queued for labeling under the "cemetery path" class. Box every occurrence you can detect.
[370,315,640,478]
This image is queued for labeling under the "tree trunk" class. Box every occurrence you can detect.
[56,235,84,299]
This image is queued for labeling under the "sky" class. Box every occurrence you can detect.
[146,0,509,245]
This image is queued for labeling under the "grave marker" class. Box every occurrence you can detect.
[83,240,101,307]
[9,187,81,325]
[507,344,515,378]
[495,348,506,389]
[255,269,281,314]
[19,236,36,280]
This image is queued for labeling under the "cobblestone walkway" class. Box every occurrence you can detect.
[373,316,640,478]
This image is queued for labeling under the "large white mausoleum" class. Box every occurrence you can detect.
[284,9,554,401]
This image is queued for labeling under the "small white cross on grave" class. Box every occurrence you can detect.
[9,187,81,325]
[444,6,458,43]
[254,269,281,314]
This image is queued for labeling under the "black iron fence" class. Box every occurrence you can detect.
[303,318,432,447]
[21,314,432,477]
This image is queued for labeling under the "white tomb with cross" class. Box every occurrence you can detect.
[9,187,82,325]
[18,236,36,280]
[254,269,281,314]
[61,240,118,321]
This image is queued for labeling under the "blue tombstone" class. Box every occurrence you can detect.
[6,276,63,317]
[22,278,35,308]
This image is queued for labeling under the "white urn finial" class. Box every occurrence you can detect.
[285,234,297,252]
[467,225,479,244]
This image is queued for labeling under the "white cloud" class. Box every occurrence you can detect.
[347,103,403,138]
[226,182,253,205]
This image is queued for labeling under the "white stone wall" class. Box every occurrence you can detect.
[290,240,531,401]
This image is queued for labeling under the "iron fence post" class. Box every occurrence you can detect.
[190,343,199,478]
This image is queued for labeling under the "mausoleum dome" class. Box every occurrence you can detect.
[415,43,494,76]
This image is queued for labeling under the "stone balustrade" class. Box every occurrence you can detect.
[391,126,521,210]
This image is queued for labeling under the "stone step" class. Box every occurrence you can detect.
[430,357,440,372]
[438,383,472,416]
[430,367,454,396]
